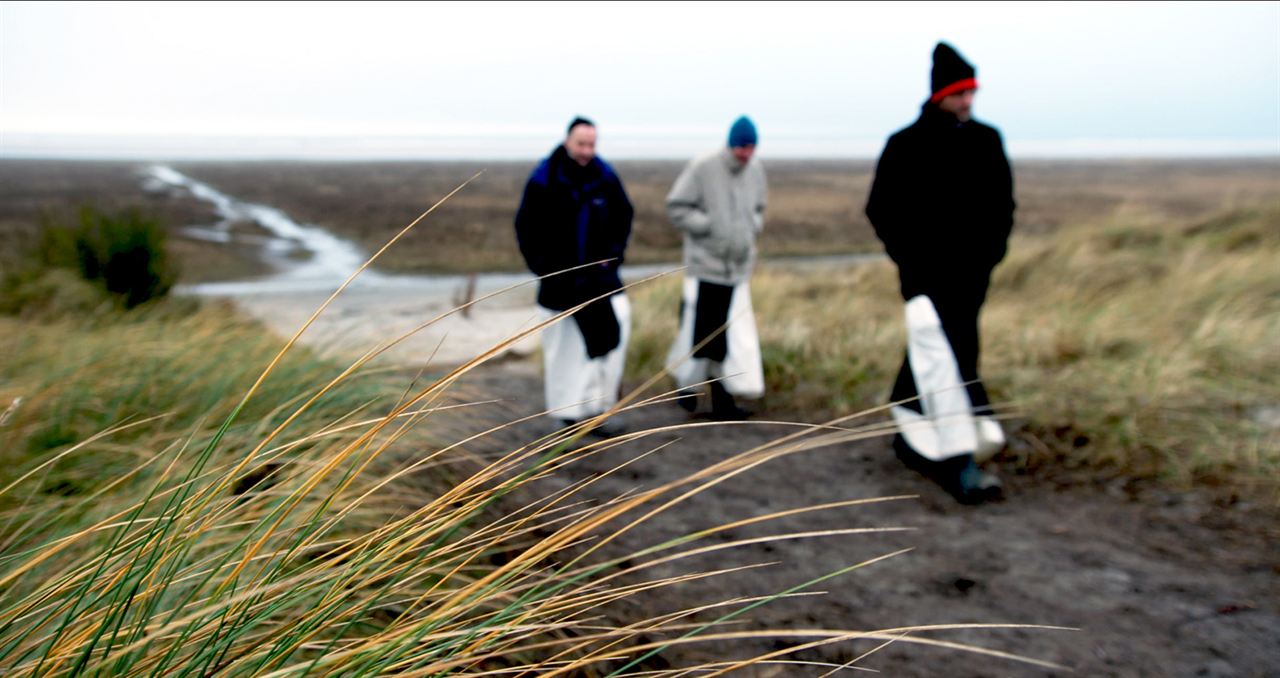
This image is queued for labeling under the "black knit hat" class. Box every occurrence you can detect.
[930,42,978,103]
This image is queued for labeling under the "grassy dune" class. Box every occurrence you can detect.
[627,201,1280,495]
[0,296,401,539]
[0,159,1274,674]
[2,280,1053,675]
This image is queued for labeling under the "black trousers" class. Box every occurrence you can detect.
[891,272,993,416]
[689,280,735,362]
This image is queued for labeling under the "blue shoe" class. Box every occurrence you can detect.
[951,457,1003,505]
[894,434,1003,505]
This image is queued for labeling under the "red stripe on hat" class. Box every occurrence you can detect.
[930,77,979,103]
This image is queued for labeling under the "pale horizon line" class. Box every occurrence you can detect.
[2,131,1277,163]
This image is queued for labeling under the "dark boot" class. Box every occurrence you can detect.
[558,416,626,439]
[587,417,627,439]
[674,388,699,413]
[709,381,752,421]
[893,434,1003,505]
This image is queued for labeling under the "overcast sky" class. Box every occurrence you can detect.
[2,1,1277,159]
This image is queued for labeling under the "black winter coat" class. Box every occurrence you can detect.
[865,104,1015,300]
[515,146,634,311]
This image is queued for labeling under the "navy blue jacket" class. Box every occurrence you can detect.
[866,103,1015,301]
[515,145,634,311]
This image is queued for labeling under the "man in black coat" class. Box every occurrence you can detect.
[515,117,634,436]
[865,42,1015,504]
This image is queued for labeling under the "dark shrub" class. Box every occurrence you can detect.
[36,206,177,309]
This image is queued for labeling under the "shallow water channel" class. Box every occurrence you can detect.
[148,165,879,366]
[151,164,879,295]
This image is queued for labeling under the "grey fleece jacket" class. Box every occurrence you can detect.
[666,147,767,285]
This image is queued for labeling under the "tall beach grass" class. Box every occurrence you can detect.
[0,207,1066,675]
[628,201,1280,498]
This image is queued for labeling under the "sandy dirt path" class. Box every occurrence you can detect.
[444,367,1280,677]
[182,271,1279,677]
[190,274,546,367]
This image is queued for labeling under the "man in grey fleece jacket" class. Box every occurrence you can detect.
[664,116,767,420]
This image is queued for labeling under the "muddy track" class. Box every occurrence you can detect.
[446,364,1279,677]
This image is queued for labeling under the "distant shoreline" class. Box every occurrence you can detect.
[2,132,1276,163]
[4,156,1276,282]
[1,154,1278,164]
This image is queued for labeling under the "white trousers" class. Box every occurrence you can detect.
[891,295,1005,462]
[665,277,764,398]
[541,294,631,421]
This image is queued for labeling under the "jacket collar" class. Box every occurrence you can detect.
[549,145,605,186]
[917,101,968,130]
[719,147,747,174]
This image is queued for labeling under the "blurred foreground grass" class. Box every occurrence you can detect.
[0,272,1063,675]
[628,202,1280,497]
[2,160,1270,673]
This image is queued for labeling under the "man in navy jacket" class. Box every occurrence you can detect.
[515,117,634,436]
[865,42,1016,504]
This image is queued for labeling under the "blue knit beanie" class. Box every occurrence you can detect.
[727,115,758,148]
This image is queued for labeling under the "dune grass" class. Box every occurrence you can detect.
[627,202,1280,497]
[0,300,1070,675]
[3,162,1269,673]
[0,223,1069,675]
